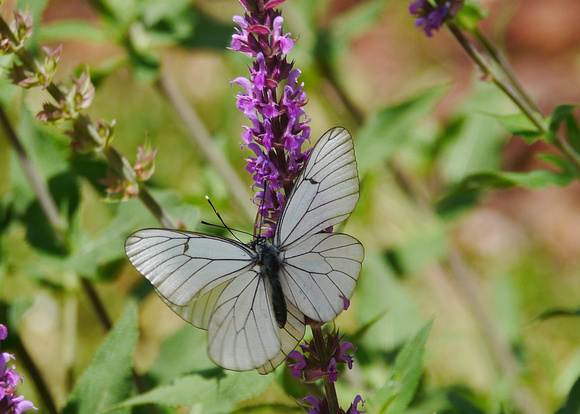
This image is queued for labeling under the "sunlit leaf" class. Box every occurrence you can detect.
[113,370,275,410]
[357,87,446,175]
[489,112,542,143]
[556,376,580,414]
[369,319,433,413]
[62,302,139,414]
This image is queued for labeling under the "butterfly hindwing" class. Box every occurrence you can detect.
[280,233,364,323]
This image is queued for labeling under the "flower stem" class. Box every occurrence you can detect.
[0,103,68,247]
[311,325,340,413]
[156,74,255,222]
[14,335,58,414]
[102,145,177,228]
[447,22,580,172]
[472,27,539,118]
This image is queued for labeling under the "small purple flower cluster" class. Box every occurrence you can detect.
[409,0,464,37]
[301,394,366,414]
[0,324,37,414]
[231,0,311,237]
[288,330,356,383]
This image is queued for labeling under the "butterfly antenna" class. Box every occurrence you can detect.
[205,196,243,242]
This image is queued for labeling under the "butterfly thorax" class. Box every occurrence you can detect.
[253,237,287,328]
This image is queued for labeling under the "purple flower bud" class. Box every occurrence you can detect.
[346,395,366,414]
[287,350,308,379]
[326,358,339,382]
[301,395,325,414]
[409,0,464,37]
[0,324,37,413]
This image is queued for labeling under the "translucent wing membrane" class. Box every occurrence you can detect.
[207,269,281,371]
[275,127,360,248]
[125,127,363,374]
[125,229,307,371]
[257,301,306,374]
[125,229,255,307]
[280,233,364,323]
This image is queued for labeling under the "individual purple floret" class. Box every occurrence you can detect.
[409,0,464,37]
[346,395,366,414]
[231,0,311,238]
[0,324,37,413]
[287,331,357,383]
[301,394,366,414]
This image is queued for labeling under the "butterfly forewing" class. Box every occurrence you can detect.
[125,229,255,307]
[275,127,360,248]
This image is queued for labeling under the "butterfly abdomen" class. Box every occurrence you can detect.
[256,240,287,328]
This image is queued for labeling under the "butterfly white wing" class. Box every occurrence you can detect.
[275,127,360,249]
[257,300,306,374]
[125,229,306,371]
[125,229,255,309]
[280,233,364,323]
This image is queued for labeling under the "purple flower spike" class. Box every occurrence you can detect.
[231,0,310,237]
[409,0,464,37]
[0,322,37,413]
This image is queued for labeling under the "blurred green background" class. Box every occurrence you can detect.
[1,0,580,412]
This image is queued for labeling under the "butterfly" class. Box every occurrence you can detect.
[125,127,364,373]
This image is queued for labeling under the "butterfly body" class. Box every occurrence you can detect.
[125,127,363,373]
[253,238,287,328]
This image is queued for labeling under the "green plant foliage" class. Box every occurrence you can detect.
[368,319,433,413]
[356,87,447,176]
[62,302,139,414]
[113,370,275,411]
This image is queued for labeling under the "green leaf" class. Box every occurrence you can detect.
[447,390,486,414]
[113,370,275,410]
[532,308,580,323]
[369,319,433,413]
[63,302,139,414]
[39,20,109,42]
[546,104,578,143]
[455,2,488,32]
[148,325,214,384]
[332,0,386,41]
[23,171,79,256]
[356,87,446,175]
[489,112,542,143]
[556,375,580,414]
[87,0,138,24]
[437,169,574,216]
[566,112,580,154]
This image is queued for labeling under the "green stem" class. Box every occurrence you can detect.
[15,337,58,414]
[103,146,177,228]
[0,103,68,246]
[448,23,580,172]
[472,27,539,117]
[311,326,340,413]
[156,74,255,222]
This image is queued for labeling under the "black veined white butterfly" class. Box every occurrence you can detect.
[125,127,364,373]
